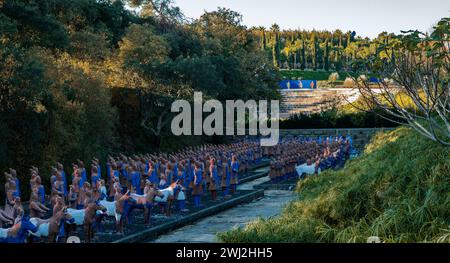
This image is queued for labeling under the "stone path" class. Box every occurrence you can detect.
[150,177,296,243]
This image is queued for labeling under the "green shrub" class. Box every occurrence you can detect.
[328,72,339,83]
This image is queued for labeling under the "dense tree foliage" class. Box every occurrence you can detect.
[0,0,279,196]
[252,25,399,72]
[354,18,449,145]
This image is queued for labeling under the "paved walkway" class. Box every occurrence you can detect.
[150,177,296,243]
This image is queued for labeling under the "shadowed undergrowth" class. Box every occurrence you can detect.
[219,127,450,243]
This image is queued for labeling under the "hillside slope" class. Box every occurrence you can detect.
[219,127,450,242]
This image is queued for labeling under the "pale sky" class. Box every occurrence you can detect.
[174,0,449,38]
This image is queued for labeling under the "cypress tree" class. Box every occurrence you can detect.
[313,36,318,71]
[301,38,306,70]
[262,27,267,50]
[311,33,316,70]
[272,38,277,68]
[325,38,330,71]
[276,33,281,67]
[271,24,281,68]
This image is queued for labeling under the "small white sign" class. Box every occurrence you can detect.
[67,236,81,243]
[367,236,381,243]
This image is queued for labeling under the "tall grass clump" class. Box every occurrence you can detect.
[218,127,450,243]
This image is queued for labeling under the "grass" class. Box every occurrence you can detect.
[218,126,450,243]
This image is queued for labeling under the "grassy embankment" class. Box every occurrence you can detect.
[219,127,450,242]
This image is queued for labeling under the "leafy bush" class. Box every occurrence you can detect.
[328,72,339,82]
[280,108,400,129]
[219,127,450,243]
[343,77,355,87]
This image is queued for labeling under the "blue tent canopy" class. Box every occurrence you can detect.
[280,80,317,89]
[369,77,381,83]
